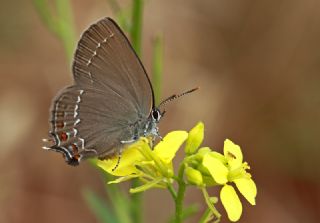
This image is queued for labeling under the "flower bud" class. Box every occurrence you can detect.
[185,166,203,186]
[185,122,204,155]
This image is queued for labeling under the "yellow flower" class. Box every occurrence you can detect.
[202,139,257,222]
[95,131,188,193]
[92,121,257,222]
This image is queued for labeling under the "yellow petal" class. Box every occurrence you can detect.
[220,185,242,222]
[223,139,243,170]
[234,178,257,205]
[154,131,188,163]
[209,151,227,164]
[96,141,146,176]
[202,154,228,184]
[184,122,204,154]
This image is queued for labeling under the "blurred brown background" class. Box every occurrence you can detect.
[1,0,319,222]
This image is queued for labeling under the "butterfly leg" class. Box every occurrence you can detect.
[156,128,163,140]
[151,126,162,141]
[112,149,122,171]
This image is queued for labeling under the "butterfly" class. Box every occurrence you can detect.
[43,18,197,166]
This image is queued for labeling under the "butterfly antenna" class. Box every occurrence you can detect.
[159,87,199,108]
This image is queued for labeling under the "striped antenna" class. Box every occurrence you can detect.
[159,87,199,108]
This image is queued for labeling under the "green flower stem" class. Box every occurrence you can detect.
[201,188,221,222]
[33,0,76,63]
[167,183,177,200]
[131,179,142,223]
[152,35,163,105]
[33,0,59,34]
[129,1,144,222]
[174,163,187,223]
[131,0,144,56]
[55,0,76,60]
[104,186,132,223]
[199,207,221,223]
[82,188,119,223]
[198,208,212,223]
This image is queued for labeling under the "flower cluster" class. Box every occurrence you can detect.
[184,124,257,221]
[95,131,188,192]
[95,122,257,222]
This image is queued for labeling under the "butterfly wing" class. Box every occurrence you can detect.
[73,18,154,115]
[47,18,154,163]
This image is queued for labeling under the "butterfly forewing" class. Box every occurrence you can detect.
[73,18,154,116]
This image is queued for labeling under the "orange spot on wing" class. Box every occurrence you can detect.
[60,132,68,141]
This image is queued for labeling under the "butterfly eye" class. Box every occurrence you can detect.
[152,109,161,122]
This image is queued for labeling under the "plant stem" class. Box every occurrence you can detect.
[152,35,163,105]
[33,0,76,63]
[174,163,186,223]
[55,0,76,61]
[33,0,59,34]
[201,188,221,222]
[131,0,144,56]
[131,179,142,223]
[198,208,212,223]
[167,183,177,200]
[130,1,144,222]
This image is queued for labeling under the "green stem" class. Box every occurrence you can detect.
[33,0,76,63]
[174,163,186,223]
[152,35,163,105]
[131,0,144,56]
[167,183,177,200]
[129,1,144,222]
[55,0,76,61]
[131,179,142,223]
[198,208,212,223]
[33,0,59,35]
[201,188,221,222]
